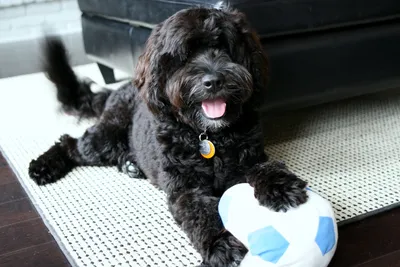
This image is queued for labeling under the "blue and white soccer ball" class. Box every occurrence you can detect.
[218,183,338,267]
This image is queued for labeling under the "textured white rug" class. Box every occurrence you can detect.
[0,64,399,267]
[263,90,400,223]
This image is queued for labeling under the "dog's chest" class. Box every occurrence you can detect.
[158,129,249,191]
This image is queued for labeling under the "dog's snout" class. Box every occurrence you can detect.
[202,74,224,90]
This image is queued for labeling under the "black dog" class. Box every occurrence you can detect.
[29,6,308,267]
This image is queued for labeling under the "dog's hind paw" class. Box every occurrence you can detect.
[123,161,144,178]
[117,155,145,179]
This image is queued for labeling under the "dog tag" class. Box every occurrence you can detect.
[199,131,215,159]
[199,140,215,159]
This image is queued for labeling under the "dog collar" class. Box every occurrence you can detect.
[199,131,215,159]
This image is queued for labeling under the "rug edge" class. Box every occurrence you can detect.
[0,144,78,267]
[338,202,400,227]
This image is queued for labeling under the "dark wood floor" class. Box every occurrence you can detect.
[0,153,70,267]
[0,152,399,267]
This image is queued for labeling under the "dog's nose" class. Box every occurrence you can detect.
[203,74,224,90]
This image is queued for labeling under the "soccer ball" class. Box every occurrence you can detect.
[218,183,338,267]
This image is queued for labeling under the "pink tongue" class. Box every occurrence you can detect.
[201,99,226,119]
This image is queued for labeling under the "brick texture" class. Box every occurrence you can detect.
[25,1,61,15]
[0,5,25,19]
[0,0,89,78]
[0,0,81,42]
[0,0,49,8]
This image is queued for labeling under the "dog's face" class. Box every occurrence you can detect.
[165,48,253,130]
[134,7,268,132]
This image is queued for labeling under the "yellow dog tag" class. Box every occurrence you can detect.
[199,140,215,159]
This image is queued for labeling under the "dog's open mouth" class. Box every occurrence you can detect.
[201,98,226,119]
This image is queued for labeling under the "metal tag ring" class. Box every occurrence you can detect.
[199,132,208,141]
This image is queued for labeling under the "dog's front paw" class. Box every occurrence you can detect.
[205,231,247,267]
[248,161,308,212]
[28,142,75,185]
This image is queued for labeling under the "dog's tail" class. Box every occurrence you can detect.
[42,36,112,119]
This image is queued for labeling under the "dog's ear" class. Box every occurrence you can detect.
[134,23,174,114]
[134,23,165,114]
[243,30,269,107]
[133,12,194,114]
[225,10,269,107]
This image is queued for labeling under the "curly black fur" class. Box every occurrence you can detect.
[29,6,308,267]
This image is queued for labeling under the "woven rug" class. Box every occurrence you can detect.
[0,65,399,267]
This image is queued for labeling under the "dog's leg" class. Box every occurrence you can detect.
[168,188,247,267]
[29,123,129,185]
[246,160,308,212]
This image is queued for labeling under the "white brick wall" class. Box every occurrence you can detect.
[0,0,81,42]
[60,0,77,10]
[25,1,61,15]
[0,0,52,8]
[0,5,25,19]
[0,0,89,78]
